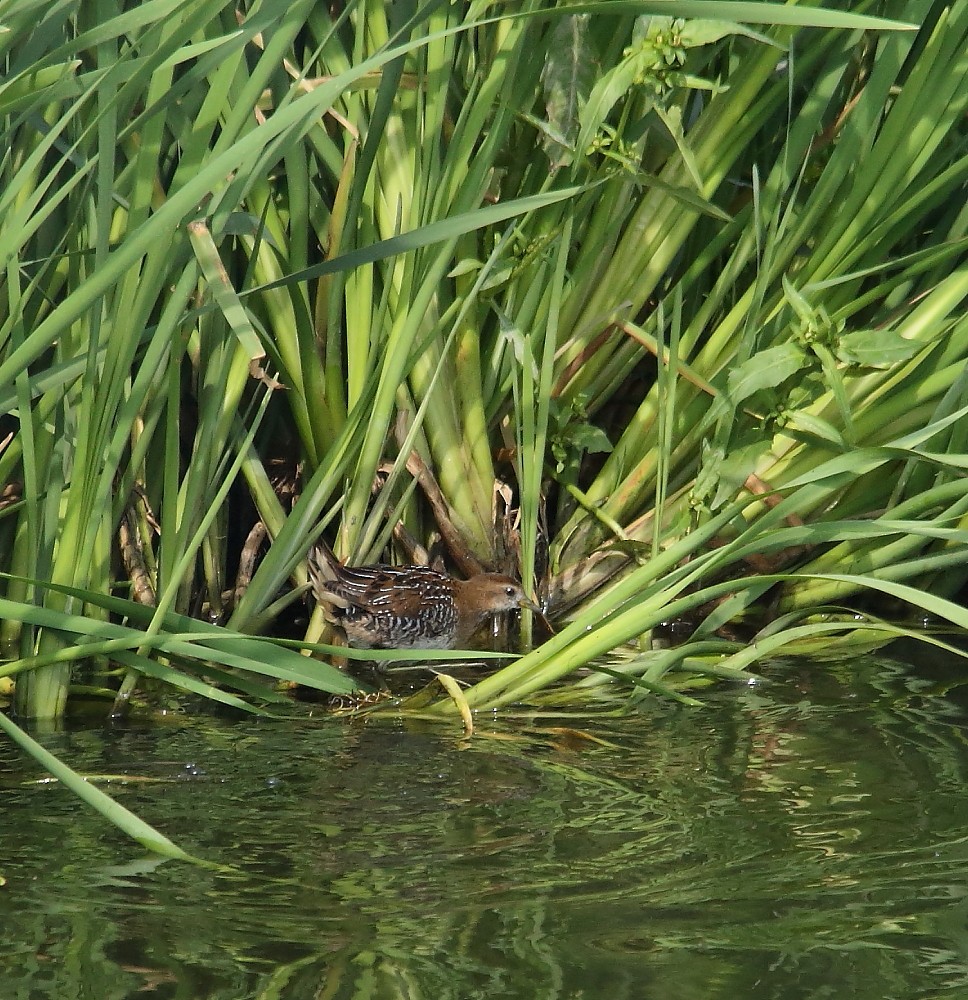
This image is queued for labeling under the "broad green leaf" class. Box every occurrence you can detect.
[569,422,614,456]
[783,411,846,448]
[541,13,597,166]
[836,328,924,368]
[726,343,807,403]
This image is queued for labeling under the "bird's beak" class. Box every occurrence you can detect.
[519,595,555,634]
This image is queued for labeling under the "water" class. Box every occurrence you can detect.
[3,648,968,999]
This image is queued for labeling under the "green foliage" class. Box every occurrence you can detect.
[0,0,966,839]
[549,395,613,476]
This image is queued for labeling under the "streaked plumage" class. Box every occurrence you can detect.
[308,545,535,650]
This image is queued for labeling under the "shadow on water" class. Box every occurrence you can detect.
[4,644,968,999]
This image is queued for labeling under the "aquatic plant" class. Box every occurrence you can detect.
[1,0,967,848]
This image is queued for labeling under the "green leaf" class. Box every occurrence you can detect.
[783,411,846,449]
[558,3,915,32]
[679,19,780,48]
[653,104,704,192]
[569,422,613,456]
[541,13,597,166]
[0,591,360,697]
[0,711,195,861]
[810,341,854,443]
[836,328,924,368]
[712,441,763,509]
[576,50,641,158]
[447,258,484,277]
[497,307,538,379]
[188,221,265,362]
[782,273,815,326]
[726,343,807,403]
[0,60,82,114]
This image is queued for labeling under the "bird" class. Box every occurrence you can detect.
[307,543,538,650]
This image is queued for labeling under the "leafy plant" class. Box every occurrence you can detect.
[2,0,967,851]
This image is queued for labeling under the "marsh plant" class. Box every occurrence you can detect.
[1,1,968,848]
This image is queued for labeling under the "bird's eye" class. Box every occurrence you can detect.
[506,586,515,597]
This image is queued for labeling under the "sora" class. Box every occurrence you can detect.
[308,544,537,650]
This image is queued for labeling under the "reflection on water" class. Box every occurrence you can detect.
[3,648,968,999]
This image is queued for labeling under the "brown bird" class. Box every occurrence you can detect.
[308,544,538,650]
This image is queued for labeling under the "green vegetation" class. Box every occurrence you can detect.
[2,1,967,846]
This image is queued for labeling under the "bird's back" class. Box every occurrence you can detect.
[309,554,460,649]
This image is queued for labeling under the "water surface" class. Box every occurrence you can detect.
[3,649,968,999]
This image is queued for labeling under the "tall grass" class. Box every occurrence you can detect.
[1,0,967,846]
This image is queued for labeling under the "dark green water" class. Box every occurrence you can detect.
[4,649,968,999]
